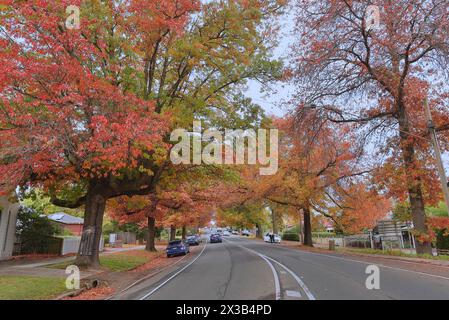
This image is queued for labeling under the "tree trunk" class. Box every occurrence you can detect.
[75,188,106,268]
[256,223,263,238]
[146,216,157,252]
[303,206,313,247]
[272,209,278,235]
[398,104,433,255]
[181,225,187,240]
[169,225,176,241]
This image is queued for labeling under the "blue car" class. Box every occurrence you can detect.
[210,234,222,243]
[166,240,190,258]
[186,235,200,246]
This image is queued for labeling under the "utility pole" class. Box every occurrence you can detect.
[424,98,449,215]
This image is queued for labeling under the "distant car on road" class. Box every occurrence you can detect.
[241,229,251,237]
[186,235,200,246]
[166,240,190,258]
[264,233,281,243]
[232,230,239,235]
[222,230,231,237]
[210,234,222,243]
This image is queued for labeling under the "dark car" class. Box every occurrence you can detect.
[166,240,190,258]
[210,234,222,243]
[186,235,200,246]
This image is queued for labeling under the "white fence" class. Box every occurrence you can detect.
[312,236,344,247]
[60,236,104,256]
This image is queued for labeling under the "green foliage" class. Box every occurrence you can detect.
[284,225,299,234]
[312,232,337,238]
[282,232,300,242]
[392,202,412,221]
[394,201,449,220]
[16,207,61,254]
[20,189,83,217]
[436,229,449,250]
[427,202,449,217]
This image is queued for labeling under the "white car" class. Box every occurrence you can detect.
[223,230,231,236]
[264,233,281,243]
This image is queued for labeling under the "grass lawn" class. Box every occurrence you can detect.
[48,250,160,272]
[342,247,449,261]
[0,276,67,300]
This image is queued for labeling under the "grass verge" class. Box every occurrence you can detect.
[0,276,67,300]
[48,250,160,271]
[341,247,449,261]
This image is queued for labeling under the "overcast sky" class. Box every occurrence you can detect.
[244,11,449,176]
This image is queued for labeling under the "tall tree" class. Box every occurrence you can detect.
[0,0,284,267]
[291,0,449,253]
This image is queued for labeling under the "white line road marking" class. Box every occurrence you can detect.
[226,240,316,300]
[286,290,302,298]
[295,250,449,281]
[110,251,191,298]
[263,255,316,300]
[249,249,281,300]
[247,240,449,282]
[139,243,208,300]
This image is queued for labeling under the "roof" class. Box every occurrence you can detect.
[48,213,84,225]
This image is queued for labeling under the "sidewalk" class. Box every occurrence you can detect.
[0,245,146,279]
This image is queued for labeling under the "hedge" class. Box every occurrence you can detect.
[282,232,300,242]
[436,229,449,250]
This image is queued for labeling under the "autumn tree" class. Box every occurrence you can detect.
[291,0,449,253]
[312,182,391,235]
[0,0,284,267]
[108,195,167,251]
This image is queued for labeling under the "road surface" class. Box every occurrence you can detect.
[112,236,449,300]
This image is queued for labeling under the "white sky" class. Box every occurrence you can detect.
[244,11,449,176]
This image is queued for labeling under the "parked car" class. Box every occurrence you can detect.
[223,230,231,237]
[264,233,281,243]
[210,234,222,243]
[241,229,251,236]
[186,235,200,246]
[232,230,239,235]
[166,240,190,258]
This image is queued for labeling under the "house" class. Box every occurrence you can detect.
[48,213,84,236]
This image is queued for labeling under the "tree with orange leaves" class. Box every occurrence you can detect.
[291,0,449,253]
[242,114,390,245]
[0,0,284,267]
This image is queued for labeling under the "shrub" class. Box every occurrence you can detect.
[436,229,449,250]
[282,232,300,242]
[16,207,60,254]
[312,232,337,238]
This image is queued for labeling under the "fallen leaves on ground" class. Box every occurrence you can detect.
[63,287,115,300]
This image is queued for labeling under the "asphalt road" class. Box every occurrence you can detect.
[113,236,449,300]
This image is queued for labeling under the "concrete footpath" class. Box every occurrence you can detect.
[0,245,146,279]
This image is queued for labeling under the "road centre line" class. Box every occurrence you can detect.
[225,239,316,300]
